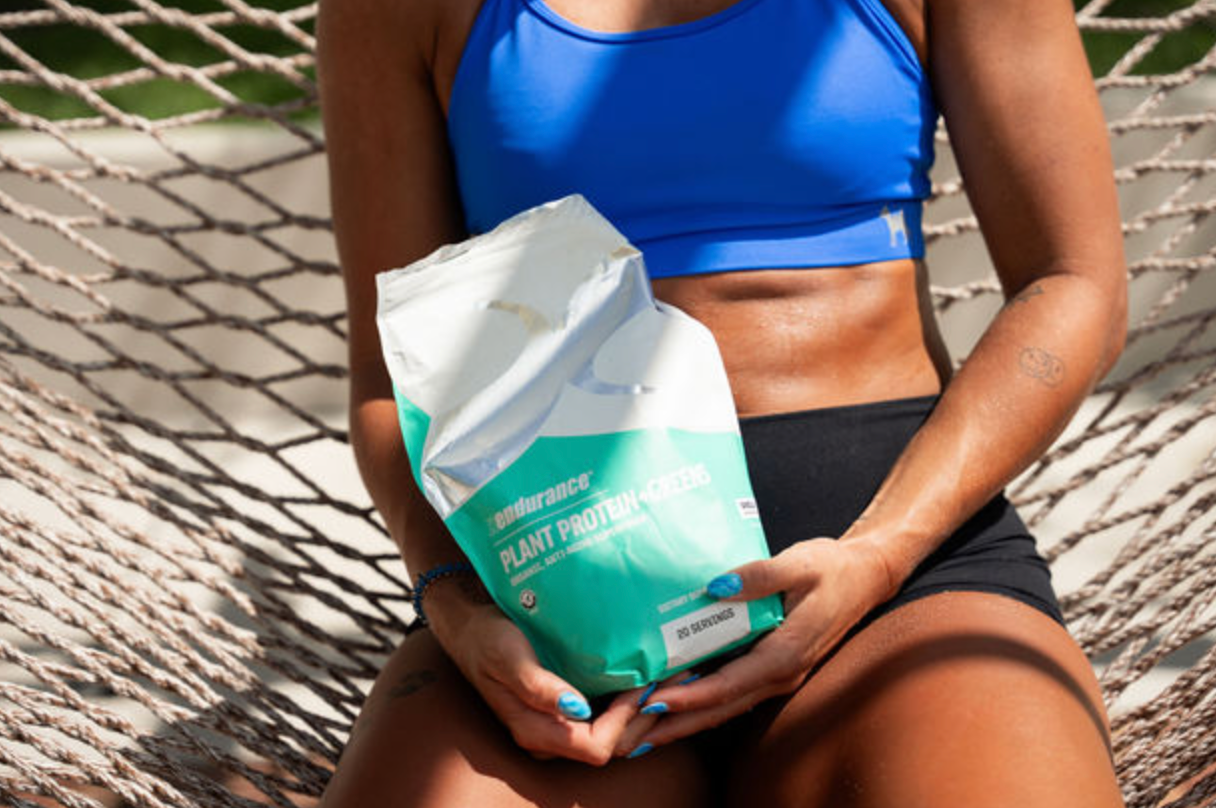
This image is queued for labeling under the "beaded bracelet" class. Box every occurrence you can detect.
[412,561,476,627]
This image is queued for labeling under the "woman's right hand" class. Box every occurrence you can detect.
[426,587,644,766]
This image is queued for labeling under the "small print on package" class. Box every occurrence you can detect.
[376,195,783,697]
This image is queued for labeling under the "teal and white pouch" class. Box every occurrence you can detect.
[376,195,783,697]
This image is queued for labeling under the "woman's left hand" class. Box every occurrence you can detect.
[618,536,897,756]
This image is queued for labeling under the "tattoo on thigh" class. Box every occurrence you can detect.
[1010,283,1045,306]
[1019,346,1065,388]
[389,669,438,700]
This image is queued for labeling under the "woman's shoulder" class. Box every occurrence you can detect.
[317,0,442,72]
[319,0,485,101]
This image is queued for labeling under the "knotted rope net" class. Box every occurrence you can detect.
[0,0,1213,805]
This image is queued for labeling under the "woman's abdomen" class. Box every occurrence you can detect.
[652,258,952,418]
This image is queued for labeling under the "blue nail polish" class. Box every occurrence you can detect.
[637,681,658,706]
[707,573,743,599]
[557,691,591,721]
[628,742,654,759]
[679,673,701,685]
[640,701,668,715]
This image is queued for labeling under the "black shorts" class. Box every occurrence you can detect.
[684,396,1062,785]
[739,394,1063,627]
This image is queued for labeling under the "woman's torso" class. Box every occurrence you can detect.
[424,0,952,417]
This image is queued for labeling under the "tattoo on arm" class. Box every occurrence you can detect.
[1019,346,1065,388]
[390,669,438,700]
[1009,283,1045,306]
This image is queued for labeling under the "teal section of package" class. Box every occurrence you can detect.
[444,427,784,696]
[392,383,431,494]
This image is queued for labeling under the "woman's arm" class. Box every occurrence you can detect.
[843,0,1127,586]
[318,0,466,570]
[630,0,1126,749]
[318,0,642,764]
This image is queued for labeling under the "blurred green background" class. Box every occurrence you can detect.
[1078,0,1216,77]
[0,0,1213,123]
[0,0,315,123]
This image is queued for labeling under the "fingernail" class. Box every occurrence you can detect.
[557,691,591,721]
[678,673,700,685]
[637,681,658,706]
[627,742,654,759]
[640,701,668,715]
[707,573,743,599]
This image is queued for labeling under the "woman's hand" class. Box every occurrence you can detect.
[617,536,895,755]
[426,591,647,766]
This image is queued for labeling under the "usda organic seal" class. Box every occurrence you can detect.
[520,589,537,611]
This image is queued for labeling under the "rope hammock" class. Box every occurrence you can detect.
[0,0,1214,805]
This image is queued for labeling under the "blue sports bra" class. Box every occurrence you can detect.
[447,0,938,279]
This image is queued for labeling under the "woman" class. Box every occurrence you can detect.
[316,0,1128,804]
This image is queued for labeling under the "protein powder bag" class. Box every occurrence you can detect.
[376,195,783,697]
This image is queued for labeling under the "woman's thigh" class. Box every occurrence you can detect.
[319,630,710,808]
[724,591,1124,808]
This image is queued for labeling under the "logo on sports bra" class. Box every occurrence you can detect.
[880,206,909,248]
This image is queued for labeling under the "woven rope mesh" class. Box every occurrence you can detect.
[0,0,1214,805]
